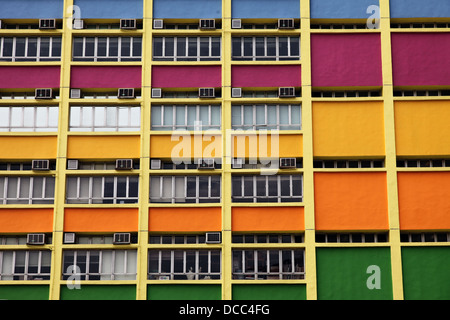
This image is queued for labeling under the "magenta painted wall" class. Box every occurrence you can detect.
[391,33,450,86]
[231,65,301,87]
[0,66,61,88]
[71,66,142,88]
[151,65,221,88]
[311,34,382,87]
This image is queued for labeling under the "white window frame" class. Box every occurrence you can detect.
[0,36,62,61]
[72,36,142,62]
[153,36,221,61]
[231,104,301,130]
[0,250,52,281]
[0,176,55,204]
[148,249,221,280]
[232,36,300,61]
[0,106,59,132]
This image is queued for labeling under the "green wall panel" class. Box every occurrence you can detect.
[60,285,136,300]
[402,247,450,300]
[0,285,49,300]
[147,284,221,300]
[232,284,306,300]
[316,247,393,300]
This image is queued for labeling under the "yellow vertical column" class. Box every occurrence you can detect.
[300,0,317,300]
[49,0,74,300]
[221,0,233,301]
[136,0,153,300]
[379,0,404,300]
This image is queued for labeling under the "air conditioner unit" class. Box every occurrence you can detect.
[150,159,161,170]
[35,88,53,99]
[205,232,221,244]
[113,233,131,244]
[70,88,81,99]
[198,159,215,169]
[199,19,215,29]
[280,158,296,168]
[199,88,215,98]
[64,233,76,244]
[39,19,56,29]
[231,19,242,29]
[231,88,242,98]
[151,88,162,98]
[67,159,79,170]
[120,19,136,30]
[232,158,243,169]
[118,88,135,99]
[116,159,133,170]
[32,160,50,171]
[279,87,295,98]
[73,19,84,29]
[153,19,164,29]
[27,234,45,245]
[278,18,295,29]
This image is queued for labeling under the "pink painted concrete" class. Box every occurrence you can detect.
[391,33,450,86]
[311,34,382,87]
[231,65,301,87]
[71,66,141,88]
[151,65,221,88]
[0,66,60,88]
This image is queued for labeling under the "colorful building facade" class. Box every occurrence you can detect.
[0,0,449,300]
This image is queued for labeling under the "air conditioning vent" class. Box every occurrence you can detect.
[278,18,295,29]
[35,88,53,99]
[199,19,215,29]
[116,159,133,170]
[206,232,221,244]
[151,88,162,98]
[280,158,296,168]
[113,233,131,245]
[150,159,161,170]
[153,19,164,29]
[27,234,45,245]
[118,88,135,99]
[64,233,76,244]
[67,159,79,170]
[198,159,215,169]
[73,19,84,29]
[199,88,215,98]
[231,19,242,29]
[232,158,243,169]
[32,160,50,171]
[279,87,295,98]
[120,19,136,30]
[39,19,56,29]
[70,88,81,99]
[231,88,242,98]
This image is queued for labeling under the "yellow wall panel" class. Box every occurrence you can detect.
[0,136,57,159]
[67,135,140,159]
[150,134,222,159]
[232,134,303,158]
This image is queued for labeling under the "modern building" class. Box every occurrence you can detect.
[0,0,449,300]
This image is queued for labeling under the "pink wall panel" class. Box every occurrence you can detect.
[311,34,382,87]
[151,65,221,88]
[0,66,60,88]
[231,65,301,87]
[391,33,450,86]
[71,66,142,88]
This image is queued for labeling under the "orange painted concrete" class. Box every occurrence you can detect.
[314,172,389,231]
[0,136,57,159]
[232,206,304,231]
[398,172,450,230]
[67,135,140,159]
[64,208,139,232]
[233,134,303,158]
[149,207,221,232]
[0,209,53,233]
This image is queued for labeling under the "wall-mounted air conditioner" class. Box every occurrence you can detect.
[278,18,294,29]
[199,19,215,29]
[153,19,164,29]
[27,233,45,245]
[39,19,56,29]
[231,88,242,98]
[73,19,84,29]
[198,159,215,169]
[118,88,135,99]
[280,158,296,168]
[199,88,215,98]
[206,232,221,244]
[151,88,162,98]
[120,19,136,30]
[67,159,79,170]
[150,159,161,170]
[231,19,242,29]
[116,159,133,170]
[70,88,81,99]
[279,87,295,98]
[64,233,76,244]
[35,88,53,99]
[32,160,50,171]
[113,233,131,244]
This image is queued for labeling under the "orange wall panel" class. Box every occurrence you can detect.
[0,136,57,159]
[233,134,303,159]
[64,208,139,232]
[0,209,53,233]
[67,135,140,159]
[398,172,450,230]
[232,207,304,232]
[314,172,389,231]
[149,207,221,232]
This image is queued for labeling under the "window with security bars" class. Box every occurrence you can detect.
[148,250,221,280]
[153,36,221,61]
[69,106,141,132]
[151,104,221,131]
[62,250,137,281]
[65,176,139,204]
[0,106,59,132]
[0,176,55,204]
[232,36,300,61]
[232,175,303,203]
[150,175,221,203]
[0,250,52,280]
[232,249,304,280]
[231,104,301,130]
[0,37,61,61]
[72,37,142,61]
